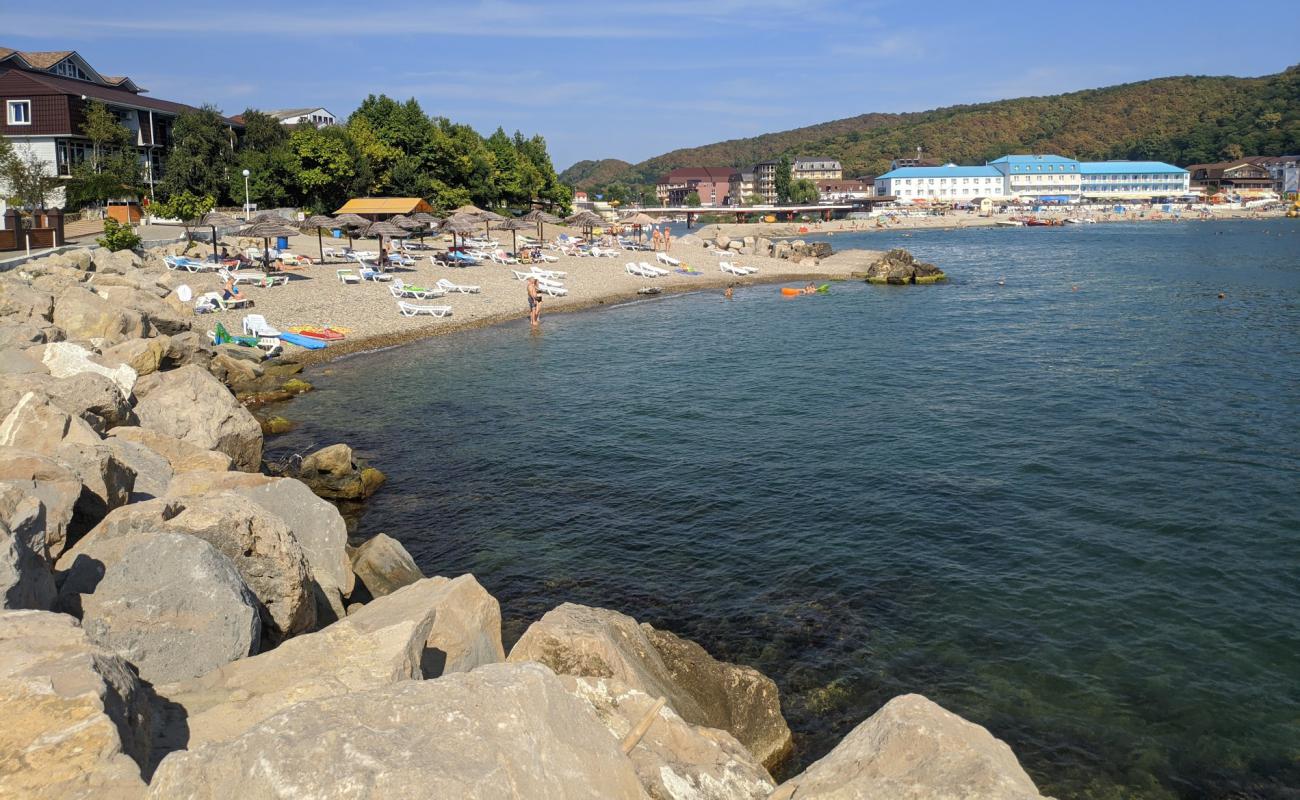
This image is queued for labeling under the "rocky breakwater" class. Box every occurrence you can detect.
[701,233,833,268]
[2,244,1044,799]
[864,248,948,285]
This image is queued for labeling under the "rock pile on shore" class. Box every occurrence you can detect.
[1,249,1043,798]
[865,249,948,285]
[703,233,833,267]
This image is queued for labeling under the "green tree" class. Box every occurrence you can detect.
[81,101,132,172]
[775,155,793,203]
[744,193,765,206]
[159,106,234,201]
[1221,143,1245,160]
[66,102,142,209]
[684,191,701,207]
[152,190,214,244]
[238,109,289,153]
[789,178,819,204]
[2,142,58,210]
[287,126,361,213]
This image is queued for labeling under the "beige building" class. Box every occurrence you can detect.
[793,158,842,181]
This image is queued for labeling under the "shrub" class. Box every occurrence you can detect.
[96,217,142,252]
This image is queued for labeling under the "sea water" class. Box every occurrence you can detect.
[270,220,1300,799]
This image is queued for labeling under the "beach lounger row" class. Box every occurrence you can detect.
[719,261,759,276]
[398,300,453,317]
[625,262,669,279]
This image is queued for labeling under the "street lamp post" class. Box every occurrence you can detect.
[242,169,251,220]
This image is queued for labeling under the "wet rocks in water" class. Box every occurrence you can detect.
[770,694,1047,800]
[350,532,424,599]
[508,601,794,769]
[293,442,385,501]
[865,248,947,285]
[79,531,261,684]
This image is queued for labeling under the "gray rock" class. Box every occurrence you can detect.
[160,330,213,370]
[769,694,1047,800]
[509,602,793,769]
[0,446,82,558]
[52,285,151,345]
[53,441,137,527]
[148,663,648,800]
[99,336,168,377]
[58,493,315,643]
[419,573,505,676]
[351,532,423,598]
[0,486,55,610]
[864,248,947,285]
[0,320,48,349]
[0,348,47,375]
[94,284,190,336]
[40,341,137,395]
[133,365,263,471]
[564,675,775,800]
[106,426,233,473]
[0,610,150,799]
[294,442,385,500]
[81,532,260,684]
[103,437,172,501]
[45,371,135,433]
[162,471,354,624]
[0,279,54,321]
[154,576,477,748]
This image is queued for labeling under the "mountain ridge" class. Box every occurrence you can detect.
[560,66,1300,191]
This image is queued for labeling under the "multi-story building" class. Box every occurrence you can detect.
[754,160,779,204]
[1247,155,1300,195]
[268,107,338,128]
[988,155,1082,202]
[793,158,842,181]
[654,167,733,206]
[728,170,756,205]
[815,179,873,202]
[0,46,241,207]
[1186,160,1274,196]
[875,164,1007,203]
[1078,161,1190,199]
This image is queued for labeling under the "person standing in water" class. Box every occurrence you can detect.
[526,277,542,326]
[724,284,733,300]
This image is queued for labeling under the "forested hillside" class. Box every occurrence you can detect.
[561,66,1300,196]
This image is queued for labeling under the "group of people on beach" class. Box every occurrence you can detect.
[650,226,673,252]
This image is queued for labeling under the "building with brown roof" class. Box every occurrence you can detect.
[655,167,734,207]
[1185,160,1274,196]
[1,46,241,208]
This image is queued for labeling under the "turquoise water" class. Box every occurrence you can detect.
[270,221,1300,799]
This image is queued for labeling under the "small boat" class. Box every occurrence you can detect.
[995,220,1024,227]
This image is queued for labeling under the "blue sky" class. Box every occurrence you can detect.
[3,0,1297,170]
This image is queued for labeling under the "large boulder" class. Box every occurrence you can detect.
[99,337,167,377]
[351,531,424,598]
[52,285,150,345]
[417,574,504,676]
[0,391,101,455]
[80,532,260,685]
[149,663,648,800]
[40,341,137,396]
[0,486,55,610]
[53,441,137,527]
[102,438,172,501]
[58,493,314,643]
[0,611,150,799]
[44,371,135,433]
[0,280,54,321]
[106,426,233,473]
[294,442,386,500]
[0,447,81,558]
[159,330,213,371]
[133,365,263,471]
[769,694,1047,800]
[564,675,775,800]
[154,575,486,749]
[864,248,947,285]
[509,603,793,769]
[93,284,190,335]
[164,471,353,623]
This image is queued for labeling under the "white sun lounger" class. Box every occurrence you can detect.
[242,314,281,337]
[720,261,758,276]
[436,278,481,294]
[638,261,670,277]
[656,252,681,267]
[530,266,566,279]
[398,300,453,317]
[536,278,568,297]
[389,279,444,300]
[337,269,361,284]
[625,262,657,278]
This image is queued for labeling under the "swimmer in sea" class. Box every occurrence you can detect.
[802,282,818,295]
[724,285,733,300]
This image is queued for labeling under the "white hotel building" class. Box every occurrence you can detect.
[876,154,1189,203]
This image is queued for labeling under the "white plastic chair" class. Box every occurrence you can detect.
[397,301,453,317]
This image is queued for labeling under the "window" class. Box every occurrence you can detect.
[7,100,31,125]
[51,59,91,81]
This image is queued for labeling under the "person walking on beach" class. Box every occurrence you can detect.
[651,226,662,251]
[663,230,672,253]
[526,276,542,326]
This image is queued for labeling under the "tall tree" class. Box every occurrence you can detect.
[775,155,793,203]
[66,101,141,208]
[789,178,819,204]
[238,109,289,153]
[2,142,59,210]
[159,106,234,201]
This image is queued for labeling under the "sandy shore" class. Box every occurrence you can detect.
[190,230,882,364]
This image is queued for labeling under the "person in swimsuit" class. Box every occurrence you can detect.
[724,285,733,300]
[802,282,818,295]
[527,277,542,326]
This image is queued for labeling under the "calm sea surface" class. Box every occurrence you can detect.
[270,220,1300,799]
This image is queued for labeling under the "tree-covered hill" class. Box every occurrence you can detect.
[562,66,1300,193]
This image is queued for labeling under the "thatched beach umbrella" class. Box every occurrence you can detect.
[452,203,486,216]
[239,220,302,271]
[566,210,603,238]
[200,211,238,262]
[521,209,561,240]
[249,211,286,225]
[621,212,658,241]
[495,217,535,256]
[332,213,370,248]
[409,212,441,244]
[363,220,410,265]
[300,214,336,264]
[439,217,479,251]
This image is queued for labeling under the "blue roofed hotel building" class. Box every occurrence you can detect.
[876,153,1190,203]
